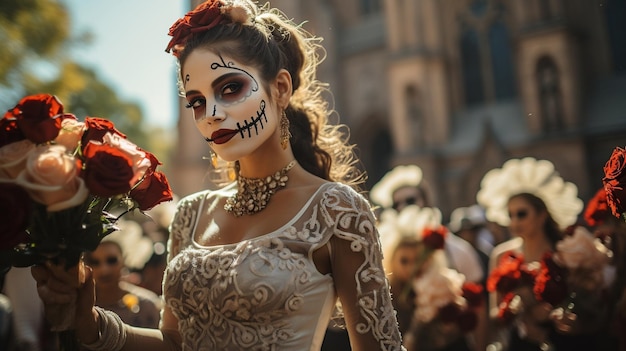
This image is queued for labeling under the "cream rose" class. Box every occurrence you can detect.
[101,132,151,187]
[15,144,88,212]
[54,119,86,151]
[554,226,611,270]
[413,267,465,322]
[0,139,36,180]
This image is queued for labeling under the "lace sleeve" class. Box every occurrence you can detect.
[322,184,405,351]
[166,194,201,262]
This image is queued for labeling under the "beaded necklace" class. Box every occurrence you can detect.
[224,160,297,217]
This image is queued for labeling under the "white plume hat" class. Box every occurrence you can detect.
[370,165,423,208]
[476,157,583,229]
[378,205,443,260]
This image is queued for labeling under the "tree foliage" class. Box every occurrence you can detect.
[0,0,158,155]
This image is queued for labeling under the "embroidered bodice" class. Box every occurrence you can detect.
[163,182,404,350]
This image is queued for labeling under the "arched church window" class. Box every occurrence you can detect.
[489,20,516,99]
[404,85,424,147]
[536,56,564,131]
[461,28,485,105]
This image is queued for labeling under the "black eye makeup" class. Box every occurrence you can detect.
[509,209,529,220]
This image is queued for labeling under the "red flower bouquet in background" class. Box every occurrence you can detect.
[0,94,173,347]
[487,251,540,324]
[404,224,482,350]
[603,146,626,220]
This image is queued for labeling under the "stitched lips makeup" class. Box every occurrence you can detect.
[205,100,268,144]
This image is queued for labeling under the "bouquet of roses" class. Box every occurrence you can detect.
[0,94,173,347]
[535,226,613,333]
[408,232,483,351]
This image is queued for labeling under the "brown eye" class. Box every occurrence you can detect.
[222,82,242,95]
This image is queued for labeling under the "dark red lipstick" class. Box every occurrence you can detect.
[210,129,238,144]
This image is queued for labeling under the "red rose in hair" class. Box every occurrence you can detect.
[584,188,611,227]
[533,252,568,306]
[5,94,64,144]
[130,152,173,210]
[603,147,626,218]
[82,142,135,197]
[165,0,225,56]
[462,282,484,308]
[422,226,447,250]
[0,183,32,250]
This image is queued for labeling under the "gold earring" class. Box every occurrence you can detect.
[210,150,219,168]
[280,110,291,150]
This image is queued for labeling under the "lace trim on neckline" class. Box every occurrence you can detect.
[191,182,332,250]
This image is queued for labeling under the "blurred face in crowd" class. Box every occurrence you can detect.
[390,242,419,283]
[392,186,428,212]
[507,196,546,239]
[86,242,124,290]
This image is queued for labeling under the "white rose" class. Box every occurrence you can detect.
[0,140,36,179]
[413,267,465,322]
[554,226,611,270]
[15,144,88,212]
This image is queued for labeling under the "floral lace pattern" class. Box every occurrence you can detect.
[164,183,404,350]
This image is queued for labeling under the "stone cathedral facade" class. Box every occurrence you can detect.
[170,0,626,217]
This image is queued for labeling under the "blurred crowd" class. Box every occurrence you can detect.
[370,159,625,351]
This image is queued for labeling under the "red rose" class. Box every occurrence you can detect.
[131,171,173,211]
[584,188,611,227]
[0,183,32,250]
[82,117,126,144]
[487,251,524,293]
[165,0,225,55]
[603,147,626,218]
[0,118,25,148]
[422,226,447,250]
[6,94,64,144]
[462,282,484,308]
[533,253,568,306]
[82,142,135,197]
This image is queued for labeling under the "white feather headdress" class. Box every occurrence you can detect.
[476,157,583,229]
[378,205,442,259]
[370,165,423,208]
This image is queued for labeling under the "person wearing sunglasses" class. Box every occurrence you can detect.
[85,229,162,330]
[477,157,588,351]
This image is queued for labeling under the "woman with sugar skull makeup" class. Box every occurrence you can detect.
[30,1,405,350]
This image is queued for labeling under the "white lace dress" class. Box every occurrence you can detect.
[163,182,404,350]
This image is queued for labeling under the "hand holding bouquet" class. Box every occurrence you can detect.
[0,94,173,348]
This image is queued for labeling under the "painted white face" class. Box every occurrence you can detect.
[182,50,278,161]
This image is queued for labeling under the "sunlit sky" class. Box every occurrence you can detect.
[63,0,187,129]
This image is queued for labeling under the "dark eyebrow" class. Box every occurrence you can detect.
[184,72,245,98]
[211,72,245,90]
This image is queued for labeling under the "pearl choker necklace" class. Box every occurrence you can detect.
[224,160,297,217]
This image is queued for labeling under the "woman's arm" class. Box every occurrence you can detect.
[325,185,405,351]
